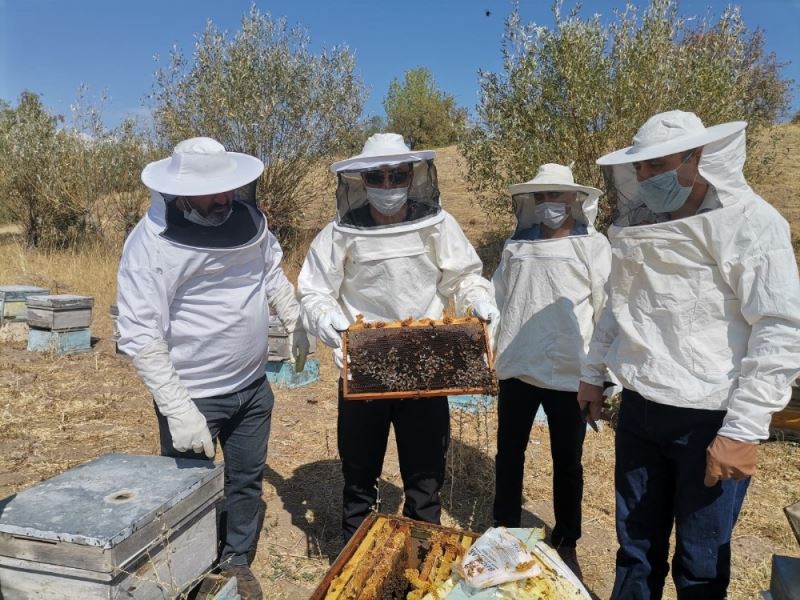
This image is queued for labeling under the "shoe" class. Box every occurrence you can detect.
[220,564,264,600]
[555,545,583,579]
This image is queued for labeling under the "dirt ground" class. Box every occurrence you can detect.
[1,127,799,599]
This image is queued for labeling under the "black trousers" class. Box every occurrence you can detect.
[337,382,450,542]
[493,378,586,547]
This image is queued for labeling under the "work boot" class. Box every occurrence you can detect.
[220,564,264,600]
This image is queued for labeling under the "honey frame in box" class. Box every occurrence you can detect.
[310,514,478,600]
[342,316,497,401]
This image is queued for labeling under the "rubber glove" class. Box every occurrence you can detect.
[704,435,757,487]
[133,339,214,459]
[287,324,310,373]
[318,310,350,348]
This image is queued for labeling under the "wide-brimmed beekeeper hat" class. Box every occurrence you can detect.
[597,110,747,166]
[510,163,600,196]
[141,137,264,196]
[330,133,434,173]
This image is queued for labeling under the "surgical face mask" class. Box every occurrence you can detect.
[638,154,696,214]
[535,202,569,229]
[183,206,232,227]
[366,186,409,216]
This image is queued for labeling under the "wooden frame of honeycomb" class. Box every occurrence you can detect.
[310,515,477,600]
[342,316,496,401]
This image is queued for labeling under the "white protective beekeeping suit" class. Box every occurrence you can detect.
[493,164,614,392]
[298,133,496,364]
[582,113,800,442]
[117,138,306,455]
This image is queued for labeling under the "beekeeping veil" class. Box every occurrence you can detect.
[330,133,442,232]
[141,137,266,248]
[509,163,601,237]
[597,111,748,227]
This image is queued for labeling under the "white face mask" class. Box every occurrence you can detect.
[535,202,569,229]
[366,187,409,216]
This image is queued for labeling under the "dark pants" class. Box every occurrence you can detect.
[337,383,450,542]
[612,390,750,600]
[156,375,273,567]
[493,378,586,548]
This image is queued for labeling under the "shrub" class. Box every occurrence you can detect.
[384,67,467,148]
[0,90,153,248]
[461,0,793,228]
[149,4,365,245]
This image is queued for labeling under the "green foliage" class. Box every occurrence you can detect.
[384,67,467,148]
[149,4,366,244]
[461,0,794,227]
[0,89,154,248]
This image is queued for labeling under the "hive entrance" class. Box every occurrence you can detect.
[342,317,496,401]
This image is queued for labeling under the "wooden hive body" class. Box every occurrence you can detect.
[0,454,224,599]
[0,286,49,324]
[26,294,94,331]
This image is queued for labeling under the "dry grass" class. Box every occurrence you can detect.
[0,125,798,599]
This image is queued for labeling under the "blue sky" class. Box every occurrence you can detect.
[1,0,797,128]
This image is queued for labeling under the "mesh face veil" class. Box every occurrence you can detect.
[511,192,589,238]
[335,159,442,230]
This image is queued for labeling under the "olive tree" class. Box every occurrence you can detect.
[384,67,467,148]
[461,0,793,227]
[149,4,366,244]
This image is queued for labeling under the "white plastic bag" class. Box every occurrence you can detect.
[458,527,542,589]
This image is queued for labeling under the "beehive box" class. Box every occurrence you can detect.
[770,388,800,442]
[267,316,316,361]
[310,515,477,600]
[26,294,94,331]
[0,454,223,599]
[342,316,496,401]
[0,286,49,324]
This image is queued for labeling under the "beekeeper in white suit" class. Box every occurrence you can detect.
[297,133,498,542]
[578,111,800,599]
[117,137,309,600]
[492,164,614,571]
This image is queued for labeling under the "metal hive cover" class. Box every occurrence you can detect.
[0,286,49,302]
[25,294,95,309]
[0,454,222,549]
[343,316,496,400]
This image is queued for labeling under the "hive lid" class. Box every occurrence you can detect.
[0,454,222,549]
[0,285,49,301]
[25,294,95,309]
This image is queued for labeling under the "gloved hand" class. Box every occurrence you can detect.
[577,380,605,430]
[470,301,500,323]
[133,339,215,459]
[318,310,350,349]
[287,324,310,373]
[704,435,757,487]
[166,402,216,458]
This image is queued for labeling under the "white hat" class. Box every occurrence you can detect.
[330,133,434,173]
[597,110,747,165]
[509,163,600,196]
[141,137,264,196]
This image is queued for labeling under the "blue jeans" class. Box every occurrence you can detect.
[612,390,750,600]
[156,375,273,567]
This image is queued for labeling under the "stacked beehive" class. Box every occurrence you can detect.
[0,286,49,334]
[26,294,94,354]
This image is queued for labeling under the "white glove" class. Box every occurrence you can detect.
[269,283,310,372]
[133,339,215,459]
[318,310,350,349]
[470,301,500,323]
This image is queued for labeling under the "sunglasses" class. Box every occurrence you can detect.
[362,168,412,187]
[533,191,568,201]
